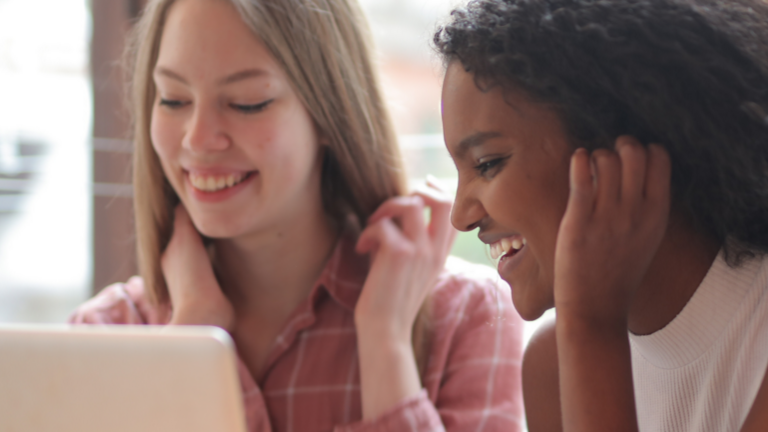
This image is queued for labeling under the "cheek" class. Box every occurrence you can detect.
[269,111,320,175]
[240,117,320,186]
[150,109,179,163]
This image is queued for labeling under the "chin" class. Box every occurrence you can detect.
[506,279,553,322]
[188,214,249,240]
[514,302,550,322]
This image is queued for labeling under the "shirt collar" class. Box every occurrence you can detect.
[310,227,370,312]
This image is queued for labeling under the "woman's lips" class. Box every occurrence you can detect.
[188,171,251,192]
[498,242,528,276]
[487,234,528,277]
[184,170,258,203]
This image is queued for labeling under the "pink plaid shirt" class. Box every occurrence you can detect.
[70,234,524,432]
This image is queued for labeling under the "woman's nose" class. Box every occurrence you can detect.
[450,180,486,232]
[182,104,230,153]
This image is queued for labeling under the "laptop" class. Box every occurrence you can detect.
[0,324,247,432]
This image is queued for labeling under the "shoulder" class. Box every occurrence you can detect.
[741,362,768,431]
[433,256,514,318]
[431,256,523,341]
[522,319,563,432]
[424,257,526,424]
[740,253,768,431]
[68,277,170,325]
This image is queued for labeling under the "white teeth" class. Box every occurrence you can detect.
[490,236,527,261]
[189,172,247,192]
[491,242,505,260]
[522,238,527,245]
[501,238,512,254]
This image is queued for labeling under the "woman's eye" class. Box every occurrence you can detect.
[231,99,274,114]
[474,156,508,178]
[159,99,187,109]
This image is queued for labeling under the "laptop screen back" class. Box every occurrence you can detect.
[0,324,247,432]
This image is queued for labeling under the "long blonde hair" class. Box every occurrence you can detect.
[126,0,429,373]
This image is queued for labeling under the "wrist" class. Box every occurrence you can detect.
[169,300,234,331]
[356,334,422,420]
[555,310,628,347]
[554,284,631,332]
[355,317,412,347]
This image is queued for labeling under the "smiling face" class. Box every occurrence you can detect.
[150,0,324,240]
[442,62,574,320]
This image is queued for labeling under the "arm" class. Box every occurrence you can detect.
[68,277,157,325]
[740,362,768,431]
[342,269,524,432]
[353,180,456,422]
[523,320,562,432]
[552,137,671,432]
[351,178,525,431]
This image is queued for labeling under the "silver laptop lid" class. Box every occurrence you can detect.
[0,324,247,432]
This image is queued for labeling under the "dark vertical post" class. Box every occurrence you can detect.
[90,0,146,293]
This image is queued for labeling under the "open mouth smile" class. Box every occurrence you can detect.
[187,171,256,193]
[490,236,527,261]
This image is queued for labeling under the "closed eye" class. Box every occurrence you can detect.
[474,156,509,179]
[231,99,274,114]
[159,98,188,109]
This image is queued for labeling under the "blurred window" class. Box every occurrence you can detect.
[0,0,521,328]
[0,0,91,322]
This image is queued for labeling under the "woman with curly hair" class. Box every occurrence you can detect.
[435,0,768,430]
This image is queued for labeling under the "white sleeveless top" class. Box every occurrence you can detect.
[630,251,768,432]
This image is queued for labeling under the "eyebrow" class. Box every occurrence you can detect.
[153,67,270,86]
[454,131,503,159]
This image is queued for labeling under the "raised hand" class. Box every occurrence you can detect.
[554,136,671,432]
[554,136,671,325]
[354,179,456,341]
[162,205,235,331]
[353,179,456,420]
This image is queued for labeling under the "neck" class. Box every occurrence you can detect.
[628,212,720,335]
[213,204,340,319]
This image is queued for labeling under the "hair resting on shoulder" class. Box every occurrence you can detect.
[434,0,768,262]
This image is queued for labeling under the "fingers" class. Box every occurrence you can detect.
[359,178,456,265]
[356,216,405,255]
[172,204,194,236]
[592,148,621,211]
[367,178,455,244]
[565,148,596,225]
[615,136,647,204]
[367,195,426,241]
[567,138,671,232]
[412,181,456,248]
[169,204,202,249]
[163,204,206,277]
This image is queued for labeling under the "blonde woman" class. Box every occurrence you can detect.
[70,0,524,430]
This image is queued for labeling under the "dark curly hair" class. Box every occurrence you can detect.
[434,0,768,260]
